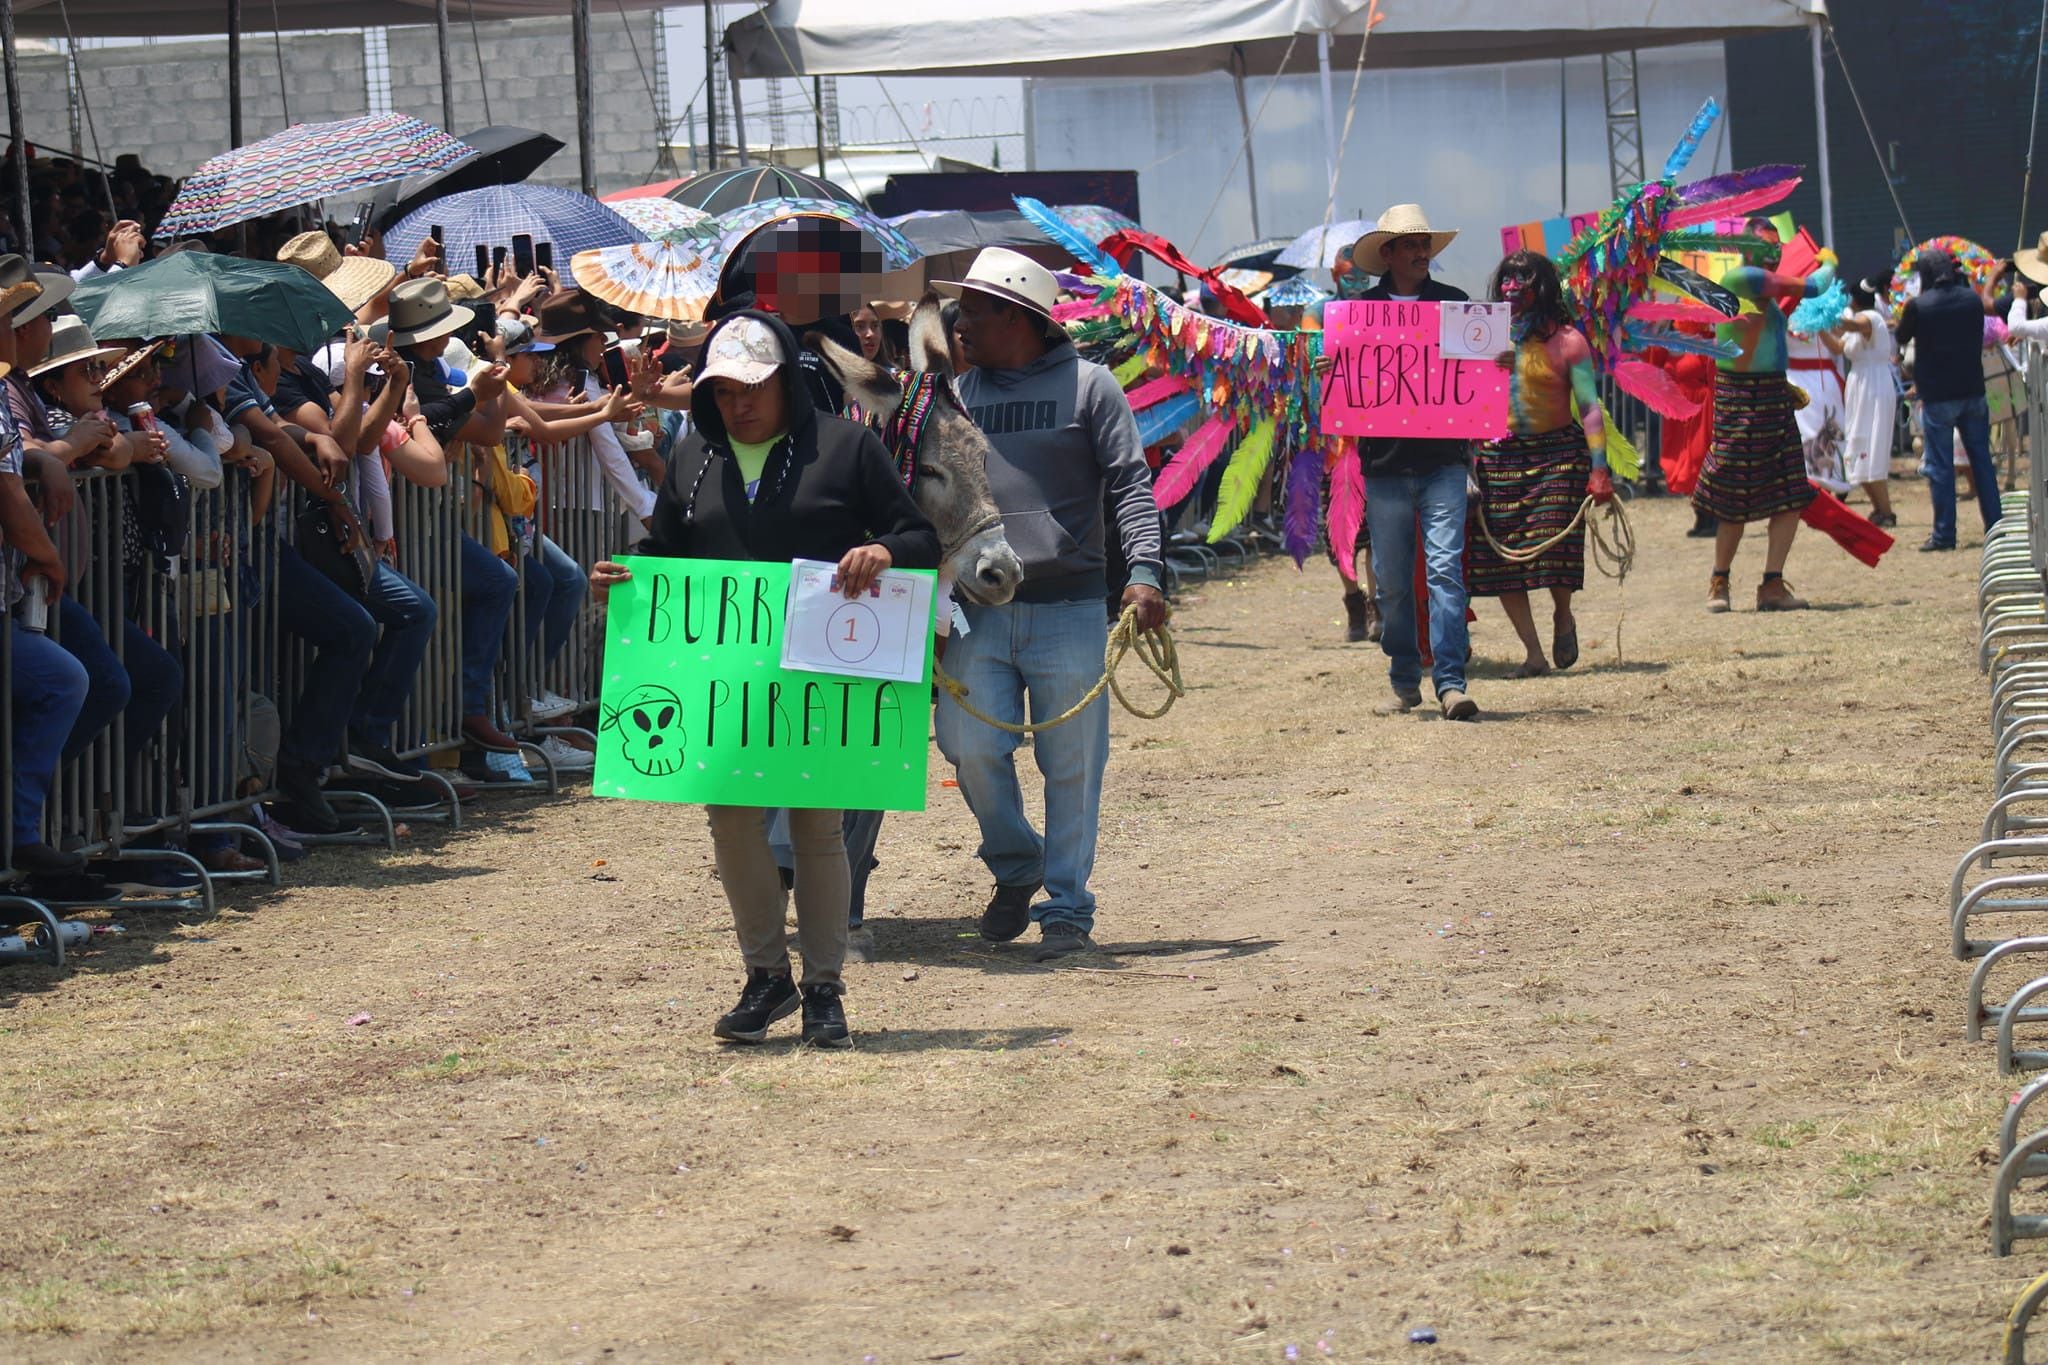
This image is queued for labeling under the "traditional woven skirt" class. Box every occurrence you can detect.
[1465,424,1591,597]
[1694,369,1817,524]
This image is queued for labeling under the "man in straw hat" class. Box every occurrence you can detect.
[1329,203,1481,721]
[934,246,1166,960]
[0,254,93,885]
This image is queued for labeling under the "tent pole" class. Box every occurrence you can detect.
[730,66,748,163]
[1559,58,1568,215]
[573,0,594,195]
[1231,47,1261,239]
[227,0,243,148]
[814,77,825,177]
[703,0,718,170]
[434,0,454,130]
[1810,15,1834,247]
[1316,27,1337,215]
[0,0,26,255]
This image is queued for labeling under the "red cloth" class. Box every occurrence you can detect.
[1800,485,1895,567]
[1643,347,1716,495]
[1100,229,1268,327]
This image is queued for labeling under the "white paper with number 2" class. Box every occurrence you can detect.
[1439,301,1512,360]
[781,558,936,684]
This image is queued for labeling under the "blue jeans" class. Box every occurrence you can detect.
[934,599,1110,932]
[11,619,89,849]
[521,534,585,668]
[460,534,517,715]
[56,595,182,765]
[275,544,437,764]
[1922,395,2001,545]
[1365,465,1471,697]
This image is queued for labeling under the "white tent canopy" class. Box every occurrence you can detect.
[726,0,1827,81]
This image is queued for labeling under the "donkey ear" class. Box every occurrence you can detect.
[806,328,902,423]
[908,290,951,376]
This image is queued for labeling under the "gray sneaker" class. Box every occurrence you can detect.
[1033,923,1098,961]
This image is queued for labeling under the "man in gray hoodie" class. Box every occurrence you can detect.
[935,248,1167,960]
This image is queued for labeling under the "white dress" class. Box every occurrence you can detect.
[1786,332,1849,492]
[1839,310,1897,486]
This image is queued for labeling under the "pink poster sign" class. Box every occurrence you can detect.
[1319,300,1510,441]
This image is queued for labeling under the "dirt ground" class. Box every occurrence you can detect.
[0,489,2034,1362]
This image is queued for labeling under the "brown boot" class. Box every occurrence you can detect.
[1756,576,1808,611]
[1364,596,1383,642]
[1343,588,1369,642]
[1706,570,1732,614]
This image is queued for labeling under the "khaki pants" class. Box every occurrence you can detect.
[705,805,849,989]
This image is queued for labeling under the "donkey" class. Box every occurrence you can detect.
[811,295,1024,605]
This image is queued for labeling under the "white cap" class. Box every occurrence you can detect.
[698,317,783,387]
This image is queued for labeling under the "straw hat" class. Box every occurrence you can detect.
[29,315,125,378]
[933,247,1058,323]
[100,338,168,392]
[15,266,73,323]
[276,230,398,312]
[385,278,476,348]
[2016,231,2048,288]
[445,273,486,302]
[0,254,43,319]
[1351,204,1459,271]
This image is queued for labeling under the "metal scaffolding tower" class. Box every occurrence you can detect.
[1601,50,1645,195]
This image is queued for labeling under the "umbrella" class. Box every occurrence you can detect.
[609,197,721,243]
[1051,204,1140,241]
[1262,275,1330,308]
[369,125,565,234]
[155,113,470,238]
[71,251,354,354]
[668,165,858,215]
[1217,268,1274,296]
[386,183,646,275]
[1214,236,1301,275]
[1276,220,1375,270]
[713,198,920,271]
[602,179,687,203]
[888,208,1053,257]
[570,238,721,321]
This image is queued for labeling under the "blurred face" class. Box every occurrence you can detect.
[1749,223,1783,269]
[575,333,605,369]
[711,374,786,446]
[251,347,281,395]
[507,351,539,387]
[852,306,881,360]
[955,290,1036,368]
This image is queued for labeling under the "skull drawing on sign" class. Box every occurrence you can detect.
[601,683,687,777]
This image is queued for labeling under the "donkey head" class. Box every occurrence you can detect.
[813,294,1024,605]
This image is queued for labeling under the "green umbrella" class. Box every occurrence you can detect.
[70,251,355,355]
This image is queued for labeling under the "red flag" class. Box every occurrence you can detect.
[1800,485,1894,567]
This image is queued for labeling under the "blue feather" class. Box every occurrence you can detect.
[1661,98,1720,181]
[1014,196,1122,278]
[1624,322,1740,359]
[1134,391,1199,447]
[1788,279,1850,338]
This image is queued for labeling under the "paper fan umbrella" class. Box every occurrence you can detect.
[155,112,470,238]
[609,197,721,243]
[570,238,723,321]
[1275,220,1376,270]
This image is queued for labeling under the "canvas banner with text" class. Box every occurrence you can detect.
[1319,300,1510,441]
[592,555,937,811]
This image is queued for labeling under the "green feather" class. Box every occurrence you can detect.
[1206,418,1279,543]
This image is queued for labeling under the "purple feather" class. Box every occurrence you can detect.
[1672,164,1802,206]
[1283,441,1322,567]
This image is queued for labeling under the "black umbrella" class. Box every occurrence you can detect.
[668,165,858,215]
[889,209,1055,256]
[370,125,566,236]
[1213,236,1303,277]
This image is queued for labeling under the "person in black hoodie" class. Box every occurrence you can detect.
[588,311,938,1048]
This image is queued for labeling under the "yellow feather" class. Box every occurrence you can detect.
[1206,418,1278,543]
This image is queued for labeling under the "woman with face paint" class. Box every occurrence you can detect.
[1466,251,1613,677]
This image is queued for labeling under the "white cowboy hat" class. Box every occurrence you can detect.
[28,314,125,378]
[1351,204,1459,272]
[15,267,73,324]
[2015,230,2048,288]
[933,246,1058,324]
[277,229,398,313]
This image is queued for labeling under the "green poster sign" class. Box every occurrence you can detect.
[592,555,937,811]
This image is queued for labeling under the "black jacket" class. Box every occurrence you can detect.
[1896,282,1987,404]
[1353,276,1472,479]
[637,310,939,571]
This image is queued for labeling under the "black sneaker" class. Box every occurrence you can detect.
[345,735,423,782]
[12,841,84,876]
[275,760,341,834]
[1034,922,1099,961]
[801,983,852,1048]
[980,881,1039,942]
[26,869,109,902]
[713,968,800,1043]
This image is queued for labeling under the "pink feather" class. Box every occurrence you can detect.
[1124,374,1192,411]
[1664,181,1802,230]
[1152,415,1236,509]
[1326,445,1364,583]
[1614,358,1703,419]
[1051,299,1108,323]
[1626,299,1733,326]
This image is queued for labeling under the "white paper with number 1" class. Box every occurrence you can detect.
[780,558,936,684]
